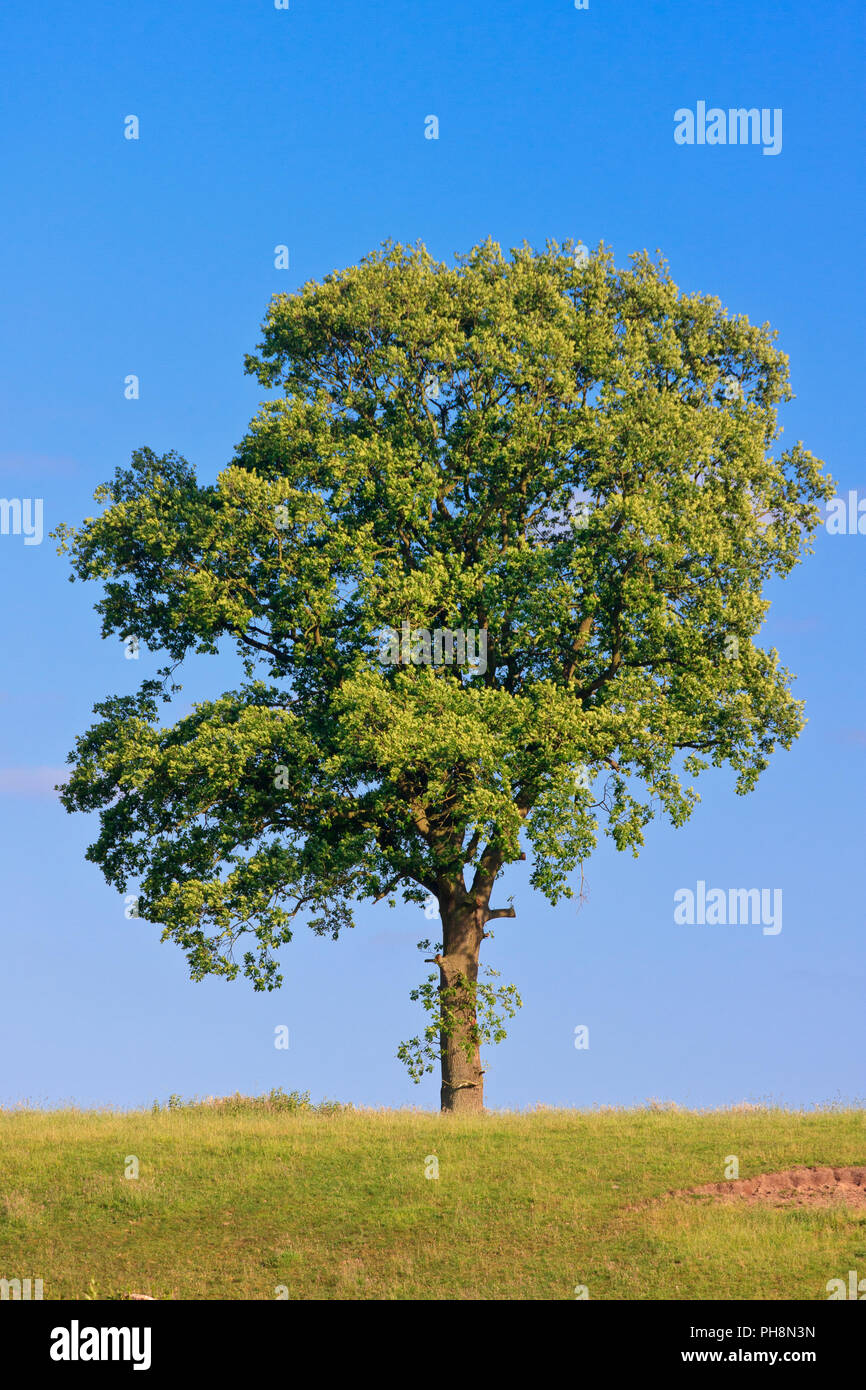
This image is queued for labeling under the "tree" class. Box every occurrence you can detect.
[55,239,832,1112]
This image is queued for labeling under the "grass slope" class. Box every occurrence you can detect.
[1,1097,863,1300]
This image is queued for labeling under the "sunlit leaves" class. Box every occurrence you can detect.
[56,239,832,995]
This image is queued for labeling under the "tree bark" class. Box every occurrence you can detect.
[437,893,486,1114]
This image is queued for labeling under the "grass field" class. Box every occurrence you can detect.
[1,1094,863,1300]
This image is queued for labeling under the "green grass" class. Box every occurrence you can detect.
[1,1095,863,1300]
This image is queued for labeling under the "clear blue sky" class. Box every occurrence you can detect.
[1,0,863,1111]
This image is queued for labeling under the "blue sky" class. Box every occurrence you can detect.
[1,0,863,1111]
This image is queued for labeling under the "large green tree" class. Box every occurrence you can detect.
[56,240,831,1112]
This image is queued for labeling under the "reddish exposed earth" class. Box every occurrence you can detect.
[681,1165,866,1208]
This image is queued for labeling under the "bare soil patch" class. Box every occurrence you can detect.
[681,1166,866,1208]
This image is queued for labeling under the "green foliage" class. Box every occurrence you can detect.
[53,238,832,1060]
[150,1088,346,1116]
[398,958,523,1083]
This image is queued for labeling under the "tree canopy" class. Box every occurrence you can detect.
[55,239,831,1108]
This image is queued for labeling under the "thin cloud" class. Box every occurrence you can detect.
[0,452,79,477]
[0,767,69,797]
[762,615,822,635]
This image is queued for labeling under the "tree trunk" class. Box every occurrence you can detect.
[437,895,485,1114]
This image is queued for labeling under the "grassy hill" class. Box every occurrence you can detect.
[1,1094,863,1300]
